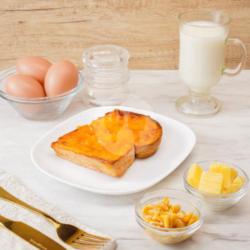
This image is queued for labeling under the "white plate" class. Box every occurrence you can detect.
[31,106,196,195]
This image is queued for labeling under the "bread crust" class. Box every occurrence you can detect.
[52,143,135,177]
[51,109,163,177]
[135,136,162,158]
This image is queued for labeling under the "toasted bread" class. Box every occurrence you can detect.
[51,109,162,177]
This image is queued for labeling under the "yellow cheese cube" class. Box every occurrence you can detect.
[198,171,223,194]
[221,165,232,190]
[230,176,244,193]
[231,167,238,181]
[210,163,234,190]
[209,162,223,173]
[187,163,203,188]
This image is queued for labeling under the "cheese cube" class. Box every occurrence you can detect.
[230,176,244,193]
[231,167,238,181]
[210,163,233,190]
[221,165,232,190]
[187,163,203,188]
[209,162,223,173]
[198,171,223,194]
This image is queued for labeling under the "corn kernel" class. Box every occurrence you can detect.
[183,213,192,224]
[162,197,169,205]
[161,204,169,211]
[162,215,170,228]
[188,214,198,225]
[169,213,178,228]
[171,204,181,213]
[175,218,185,228]
[142,204,154,214]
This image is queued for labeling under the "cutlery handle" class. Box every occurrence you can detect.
[0,187,59,227]
[0,214,9,224]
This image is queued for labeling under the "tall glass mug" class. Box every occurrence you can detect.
[176,10,247,116]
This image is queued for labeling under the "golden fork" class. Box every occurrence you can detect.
[0,187,113,250]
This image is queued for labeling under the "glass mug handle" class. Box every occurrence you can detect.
[223,38,247,76]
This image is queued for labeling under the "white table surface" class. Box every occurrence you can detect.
[0,70,250,250]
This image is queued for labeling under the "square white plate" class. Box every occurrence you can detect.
[31,106,196,195]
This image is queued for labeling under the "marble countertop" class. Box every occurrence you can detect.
[0,70,250,250]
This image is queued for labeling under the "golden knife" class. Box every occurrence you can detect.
[0,214,66,250]
[0,187,112,249]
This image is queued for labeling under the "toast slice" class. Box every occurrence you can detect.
[51,109,162,177]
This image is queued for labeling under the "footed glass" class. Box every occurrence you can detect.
[176,10,247,116]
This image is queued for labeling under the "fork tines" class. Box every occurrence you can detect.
[67,230,111,249]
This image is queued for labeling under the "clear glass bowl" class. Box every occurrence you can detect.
[183,160,249,211]
[135,189,203,244]
[0,67,83,120]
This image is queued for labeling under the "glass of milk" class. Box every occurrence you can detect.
[176,10,247,116]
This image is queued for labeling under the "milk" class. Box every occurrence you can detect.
[179,21,228,93]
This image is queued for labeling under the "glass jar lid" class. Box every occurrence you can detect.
[83,45,129,70]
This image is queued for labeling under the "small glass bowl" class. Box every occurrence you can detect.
[135,189,203,244]
[183,160,249,211]
[0,67,83,120]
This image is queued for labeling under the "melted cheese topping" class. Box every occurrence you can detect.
[55,110,162,161]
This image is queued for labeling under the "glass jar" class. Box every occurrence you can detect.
[83,45,129,106]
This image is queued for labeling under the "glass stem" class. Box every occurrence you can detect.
[189,90,211,103]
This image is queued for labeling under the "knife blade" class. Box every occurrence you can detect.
[0,214,66,250]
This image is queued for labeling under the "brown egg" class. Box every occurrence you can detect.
[5,74,45,98]
[44,60,78,97]
[16,56,52,84]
